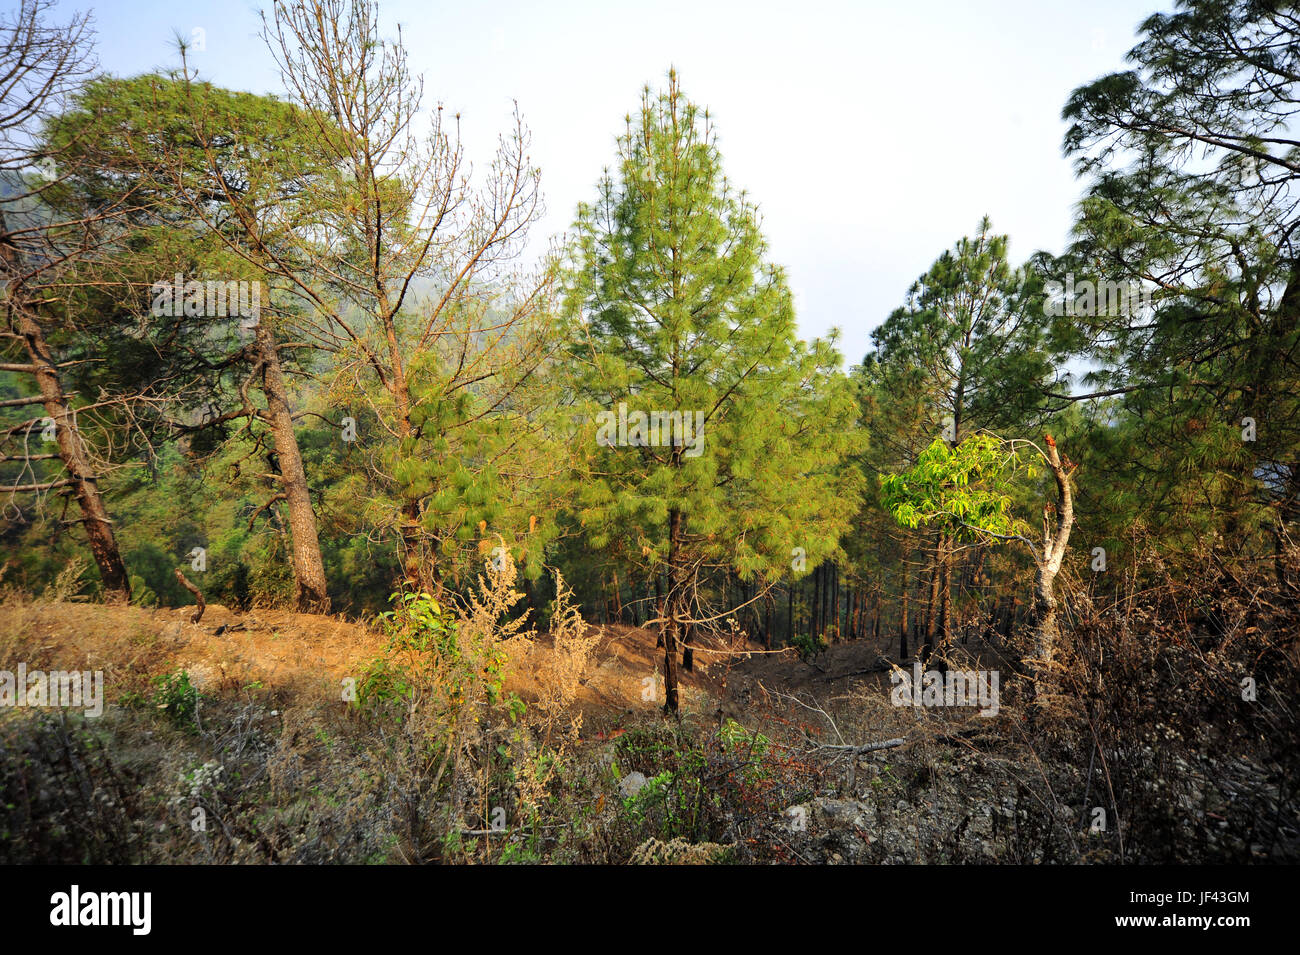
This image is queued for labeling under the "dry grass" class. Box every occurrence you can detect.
[0,597,383,706]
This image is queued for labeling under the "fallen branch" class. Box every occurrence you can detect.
[811,738,907,755]
[760,680,995,790]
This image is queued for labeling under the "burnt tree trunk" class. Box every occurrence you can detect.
[663,509,684,712]
[872,588,882,645]
[938,530,952,664]
[654,575,665,648]
[923,534,941,663]
[787,581,793,647]
[899,563,910,660]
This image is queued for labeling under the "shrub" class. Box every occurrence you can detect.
[791,630,827,662]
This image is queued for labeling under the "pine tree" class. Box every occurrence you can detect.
[42,73,338,612]
[562,70,859,713]
[0,1,133,601]
[860,218,1056,661]
[1061,0,1300,575]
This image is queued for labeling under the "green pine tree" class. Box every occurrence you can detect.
[561,70,859,713]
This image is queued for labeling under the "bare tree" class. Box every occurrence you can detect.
[265,0,553,594]
[173,0,553,595]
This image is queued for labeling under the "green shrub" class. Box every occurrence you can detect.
[791,631,827,662]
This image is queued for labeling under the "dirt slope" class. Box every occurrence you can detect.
[0,600,730,720]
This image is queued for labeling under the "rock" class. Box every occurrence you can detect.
[787,797,873,831]
[618,771,648,799]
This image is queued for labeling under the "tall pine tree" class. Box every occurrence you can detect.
[562,71,858,713]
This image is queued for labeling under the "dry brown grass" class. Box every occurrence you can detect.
[0,596,383,706]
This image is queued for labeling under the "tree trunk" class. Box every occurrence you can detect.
[1031,434,1075,696]
[764,593,773,650]
[830,564,837,638]
[787,581,793,647]
[398,500,430,593]
[812,563,821,639]
[938,530,952,664]
[16,310,131,602]
[923,535,941,663]
[654,575,665,648]
[663,508,684,712]
[899,563,910,660]
[611,567,624,624]
[256,324,330,613]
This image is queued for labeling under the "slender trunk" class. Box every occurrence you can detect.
[654,575,665,648]
[398,503,431,593]
[256,324,330,613]
[938,530,952,660]
[872,589,882,644]
[795,571,806,639]
[663,508,683,713]
[1031,435,1075,696]
[899,563,910,660]
[829,565,836,637]
[611,567,623,624]
[787,581,793,647]
[383,332,434,596]
[16,310,131,602]
[812,563,821,639]
[1034,565,1061,690]
[830,564,838,641]
[822,564,830,640]
[923,535,940,663]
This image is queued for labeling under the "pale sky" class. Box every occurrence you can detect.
[51,0,1168,366]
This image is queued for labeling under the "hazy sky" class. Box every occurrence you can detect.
[52,0,1168,366]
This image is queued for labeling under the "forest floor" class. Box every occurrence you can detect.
[0,597,1293,864]
[0,601,726,725]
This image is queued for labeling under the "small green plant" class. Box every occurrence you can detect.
[718,718,771,783]
[149,670,200,730]
[870,761,901,791]
[359,592,485,718]
[622,770,676,823]
[791,630,827,662]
